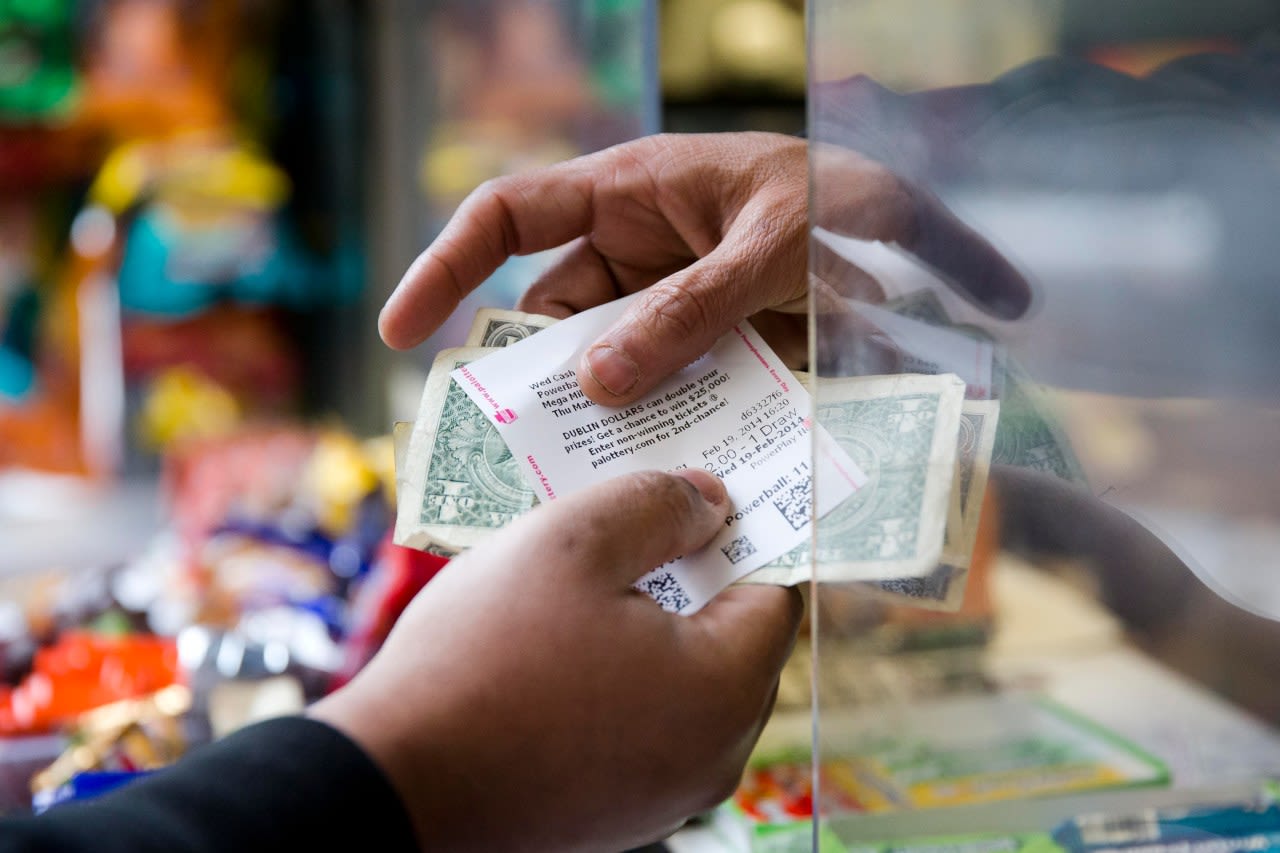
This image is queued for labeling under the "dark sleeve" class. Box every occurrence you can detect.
[0,716,419,853]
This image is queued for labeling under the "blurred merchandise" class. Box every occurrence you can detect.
[31,769,150,814]
[0,422,425,812]
[0,0,79,122]
[329,535,448,692]
[28,683,189,792]
[0,633,180,737]
[205,675,304,740]
[735,693,1167,839]
[1052,790,1280,853]
[0,0,370,484]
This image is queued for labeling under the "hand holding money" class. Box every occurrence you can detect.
[399,299,865,613]
[380,133,808,404]
[394,300,1015,615]
[314,469,802,851]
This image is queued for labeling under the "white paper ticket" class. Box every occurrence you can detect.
[451,293,866,614]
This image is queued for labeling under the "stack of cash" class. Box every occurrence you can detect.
[393,294,1083,611]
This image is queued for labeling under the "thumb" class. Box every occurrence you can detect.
[691,584,804,682]
[482,469,731,588]
[576,201,808,406]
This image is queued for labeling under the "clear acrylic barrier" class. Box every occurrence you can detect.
[805,1,1280,849]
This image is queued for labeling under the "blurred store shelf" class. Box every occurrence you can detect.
[0,475,161,577]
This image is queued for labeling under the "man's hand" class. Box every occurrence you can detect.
[310,469,803,852]
[379,131,1029,407]
[380,132,810,404]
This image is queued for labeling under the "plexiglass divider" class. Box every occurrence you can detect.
[801,2,1280,851]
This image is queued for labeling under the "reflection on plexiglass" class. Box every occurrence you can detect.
[730,1,1280,850]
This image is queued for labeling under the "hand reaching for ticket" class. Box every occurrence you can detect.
[312,469,803,852]
[379,131,1030,407]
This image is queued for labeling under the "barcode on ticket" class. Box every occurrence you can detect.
[634,570,693,613]
[772,476,811,531]
[721,535,757,565]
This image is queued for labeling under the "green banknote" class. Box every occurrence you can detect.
[464,308,558,347]
[882,289,953,328]
[944,398,1000,568]
[991,354,1086,483]
[394,347,537,552]
[744,373,964,586]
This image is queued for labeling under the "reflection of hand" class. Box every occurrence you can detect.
[810,143,1031,322]
[310,469,803,852]
[380,132,1029,406]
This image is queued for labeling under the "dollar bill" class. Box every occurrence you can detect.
[872,563,968,608]
[882,289,953,327]
[862,398,1000,610]
[743,373,964,585]
[991,353,1086,483]
[749,386,995,608]
[392,420,457,558]
[394,347,537,553]
[942,398,1000,568]
[464,308,559,348]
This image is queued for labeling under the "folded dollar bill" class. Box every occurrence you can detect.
[393,310,559,554]
[465,308,559,347]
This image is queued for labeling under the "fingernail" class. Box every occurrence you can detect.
[674,468,728,506]
[377,303,399,347]
[585,344,639,397]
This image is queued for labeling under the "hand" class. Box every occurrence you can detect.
[379,131,1030,406]
[310,469,803,852]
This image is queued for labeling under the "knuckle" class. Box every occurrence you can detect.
[471,177,523,256]
[645,470,699,511]
[866,168,921,245]
[638,282,716,344]
[632,471,704,532]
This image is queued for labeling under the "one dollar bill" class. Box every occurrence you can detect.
[394,347,537,552]
[465,307,559,347]
[743,372,965,586]
[394,309,559,553]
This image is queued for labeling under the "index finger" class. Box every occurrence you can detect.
[378,161,598,350]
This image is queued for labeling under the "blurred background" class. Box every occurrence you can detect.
[2,2,1279,850]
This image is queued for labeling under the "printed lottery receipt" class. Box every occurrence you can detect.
[452,293,866,614]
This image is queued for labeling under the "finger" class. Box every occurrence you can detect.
[813,302,905,376]
[576,195,808,405]
[816,150,1030,320]
[690,584,804,686]
[810,239,885,304]
[496,469,730,587]
[515,236,623,318]
[902,182,1031,320]
[379,162,599,350]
